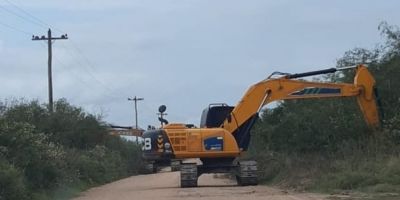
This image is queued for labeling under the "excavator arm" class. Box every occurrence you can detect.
[221,65,380,136]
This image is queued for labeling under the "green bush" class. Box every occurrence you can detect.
[0,99,143,200]
[0,159,27,200]
[0,120,65,190]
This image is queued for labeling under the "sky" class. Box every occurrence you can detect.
[0,0,399,128]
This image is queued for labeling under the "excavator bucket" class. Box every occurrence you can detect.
[354,65,381,128]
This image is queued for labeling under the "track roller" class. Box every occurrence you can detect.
[144,163,157,174]
[236,161,258,186]
[171,160,181,172]
[180,163,198,187]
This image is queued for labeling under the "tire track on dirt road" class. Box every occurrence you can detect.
[73,171,328,200]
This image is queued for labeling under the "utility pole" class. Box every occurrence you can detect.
[128,96,144,144]
[32,29,68,112]
[128,96,144,129]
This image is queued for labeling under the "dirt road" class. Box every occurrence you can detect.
[73,171,328,200]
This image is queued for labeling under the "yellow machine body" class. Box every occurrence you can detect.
[163,124,240,159]
[142,65,380,161]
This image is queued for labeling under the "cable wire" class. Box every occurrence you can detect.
[56,42,131,98]
[0,3,48,30]
[36,42,121,101]
[1,0,134,103]
[1,0,65,34]
[0,20,31,35]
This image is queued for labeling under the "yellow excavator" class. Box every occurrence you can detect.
[142,64,380,187]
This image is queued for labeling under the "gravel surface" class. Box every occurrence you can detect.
[73,171,328,200]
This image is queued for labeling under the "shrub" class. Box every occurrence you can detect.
[0,99,143,199]
[0,159,28,200]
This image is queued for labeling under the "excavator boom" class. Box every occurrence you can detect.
[221,65,380,137]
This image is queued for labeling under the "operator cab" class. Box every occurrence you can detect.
[200,104,234,128]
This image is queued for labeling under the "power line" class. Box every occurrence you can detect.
[0,3,47,30]
[0,0,130,113]
[41,42,124,101]
[68,40,99,72]
[45,43,127,101]
[23,35,124,105]
[0,20,31,35]
[57,42,131,98]
[65,41,125,93]
[1,0,64,34]
[54,43,128,98]
[0,0,132,101]
[53,56,124,101]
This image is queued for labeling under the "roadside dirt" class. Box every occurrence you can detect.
[73,171,329,200]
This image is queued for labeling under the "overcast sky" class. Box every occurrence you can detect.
[0,0,399,128]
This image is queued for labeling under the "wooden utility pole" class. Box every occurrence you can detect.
[32,29,68,112]
[128,96,144,144]
[128,96,144,129]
